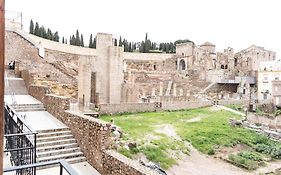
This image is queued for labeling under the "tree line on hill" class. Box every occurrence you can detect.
[29,20,193,53]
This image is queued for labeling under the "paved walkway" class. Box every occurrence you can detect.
[17,111,66,131]
[5,95,41,105]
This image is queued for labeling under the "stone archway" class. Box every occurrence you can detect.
[179,59,186,70]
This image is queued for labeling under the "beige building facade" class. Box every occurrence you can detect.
[258,60,281,105]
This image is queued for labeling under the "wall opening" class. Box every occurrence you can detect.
[221,65,224,69]
[179,59,186,70]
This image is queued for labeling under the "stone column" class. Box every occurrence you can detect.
[159,82,163,96]
[173,83,177,96]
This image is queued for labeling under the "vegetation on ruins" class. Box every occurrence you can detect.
[29,20,60,42]
[101,107,281,170]
[69,30,84,47]
[29,20,193,52]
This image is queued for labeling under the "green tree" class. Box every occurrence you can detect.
[34,22,39,36]
[93,37,96,48]
[81,34,84,47]
[62,37,65,44]
[29,20,34,34]
[114,39,117,46]
[119,36,122,47]
[89,34,93,48]
[53,31,59,42]
[75,30,80,46]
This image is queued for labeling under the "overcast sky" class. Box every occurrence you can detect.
[5,0,281,56]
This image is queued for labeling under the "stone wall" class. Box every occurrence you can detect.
[99,103,156,115]
[247,115,281,129]
[99,101,213,115]
[124,52,174,62]
[218,100,248,106]
[103,150,159,175]
[161,100,212,111]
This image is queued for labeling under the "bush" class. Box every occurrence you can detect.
[228,154,258,170]
[238,151,264,162]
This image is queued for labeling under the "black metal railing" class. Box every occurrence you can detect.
[4,104,37,175]
[3,159,79,175]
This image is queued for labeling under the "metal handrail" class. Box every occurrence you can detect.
[3,159,79,175]
[6,104,37,134]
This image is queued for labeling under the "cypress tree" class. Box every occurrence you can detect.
[29,20,34,34]
[119,36,122,47]
[62,37,65,44]
[75,30,80,46]
[93,37,96,48]
[81,34,84,47]
[53,31,59,42]
[34,22,39,36]
[89,34,93,48]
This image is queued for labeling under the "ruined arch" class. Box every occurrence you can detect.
[179,59,186,70]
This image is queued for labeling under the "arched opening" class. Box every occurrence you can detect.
[225,64,228,69]
[179,59,186,70]
[153,65,157,70]
[221,65,224,69]
[234,58,238,67]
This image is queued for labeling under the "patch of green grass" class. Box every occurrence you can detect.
[225,104,244,112]
[101,107,281,170]
[228,153,259,170]
[140,145,176,169]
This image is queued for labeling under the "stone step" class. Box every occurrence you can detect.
[14,108,46,112]
[37,143,79,153]
[37,147,81,158]
[67,157,87,164]
[37,158,87,170]
[37,138,76,148]
[37,134,74,143]
[37,128,69,134]
[37,130,72,138]
[38,152,84,163]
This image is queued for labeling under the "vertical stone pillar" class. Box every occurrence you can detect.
[173,83,177,96]
[159,82,163,96]
[151,87,156,96]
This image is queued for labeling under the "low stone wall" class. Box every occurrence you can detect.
[218,100,247,106]
[99,103,155,115]
[247,115,281,129]
[161,100,212,111]
[99,101,213,115]
[103,150,159,175]
[28,85,50,103]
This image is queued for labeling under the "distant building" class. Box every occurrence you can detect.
[258,59,281,105]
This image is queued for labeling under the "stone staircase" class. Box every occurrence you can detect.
[36,128,86,169]
[10,103,46,112]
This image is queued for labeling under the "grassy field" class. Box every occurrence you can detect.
[101,107,281,170]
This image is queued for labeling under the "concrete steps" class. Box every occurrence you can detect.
[36,128,86,169]
[11,103,45,112]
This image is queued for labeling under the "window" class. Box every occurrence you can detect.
[263,76,268,83]
[221,65,224,69]
[263,93,267,100]
[225,65,228,69]
[234,58,238,67]
[153,65,156,70]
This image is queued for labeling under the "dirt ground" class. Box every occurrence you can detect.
[155,124,281,175]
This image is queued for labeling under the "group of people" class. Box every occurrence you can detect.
[8,60,15,70]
